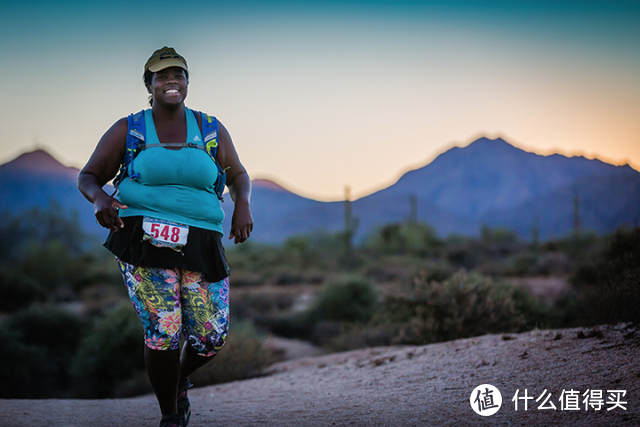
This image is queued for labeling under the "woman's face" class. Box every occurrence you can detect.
[147,67,188,107]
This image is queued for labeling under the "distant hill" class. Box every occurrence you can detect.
[480,174,640,240]
[0,150,109,239]
[359,137,640,240]
[370,137,638,218]
[0,149,79,178]
[2,138,639,244]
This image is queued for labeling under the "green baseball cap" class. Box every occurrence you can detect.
[144,46,188,73]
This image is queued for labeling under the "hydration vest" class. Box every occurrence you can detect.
[114,110,227,201]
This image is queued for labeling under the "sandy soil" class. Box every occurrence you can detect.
[1,324,638,427]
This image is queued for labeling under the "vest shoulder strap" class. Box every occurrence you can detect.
[125,110,146,180]
[199,111,227,201]
[114,110,145,187]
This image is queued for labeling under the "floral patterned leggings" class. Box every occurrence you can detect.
[117,259,229,356]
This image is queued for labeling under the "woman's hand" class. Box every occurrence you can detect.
[78,117,128,232]
[229,200,253,244]
[216,119,254,244]
[94,191,128,232]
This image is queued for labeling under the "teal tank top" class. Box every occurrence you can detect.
[118,108,224,233]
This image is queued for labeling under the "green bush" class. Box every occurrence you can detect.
[366,222,442,256]
[225,232,343,286]
[569,227,640,324]
[444,235,482,270]
[0,322,50,398]
[0,305,85,398]
[480,226,521,257]
[363,255,453,284]
[0,204,87,263]
[12,239,75,296]
[384,271,541,345]
[71,302,147,398]
[262,276,379,346]
[311,275,378,323]
[324,322,402,351]
[225,241,280,281]
[262,310,316,341]
[232,288,297,320]
[0,270,46,312]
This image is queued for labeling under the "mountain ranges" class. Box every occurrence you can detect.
[1,137,638,244]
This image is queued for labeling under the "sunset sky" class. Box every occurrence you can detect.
[1,0,638,201]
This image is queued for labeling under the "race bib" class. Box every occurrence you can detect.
[142,217,189,252]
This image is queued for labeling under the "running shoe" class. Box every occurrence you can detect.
[177,377,194,426]
[159,412,184,427]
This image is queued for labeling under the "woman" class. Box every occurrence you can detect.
[78,46,253,427]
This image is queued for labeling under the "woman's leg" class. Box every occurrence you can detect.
[177,273,229,425]
[146,347,181,416]
[179,274,230,372]
[117,259,184,417]
[179,344,215,379]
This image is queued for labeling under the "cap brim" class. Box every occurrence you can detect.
[147,59,188,73]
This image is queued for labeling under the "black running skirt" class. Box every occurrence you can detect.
[104,216,229,282]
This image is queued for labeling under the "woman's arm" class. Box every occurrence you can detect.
[217,120,254,244]
[77,118,129,232]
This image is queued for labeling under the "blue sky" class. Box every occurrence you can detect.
[1,0,639,200]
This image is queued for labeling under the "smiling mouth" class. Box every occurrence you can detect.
[165,89,179,94]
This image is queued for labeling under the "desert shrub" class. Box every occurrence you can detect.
[306,276,379,346]
[263,311,313,340]
[282,235,315,270]
[227,232,344,286]
[7,304,84,356]
[225,241,281,280]
[311,275,378,323]
[509,285,557,329]
[229,270,265,287]
[0,204,87,263]
[231,287,298,323]
[366,222,442,256]
[325,271,552,350]
[480,226,521,257]
[0,207,121,309]
[263,276,379,345]
[190,321,279,386]
[70,249,124,294]
[0,322,49,398]
[445,228,531,273]
[0,305,85,398]
[71,302,147,398]
[271,270,314,286]
[324,322,403,351]
[11,239,76,298]
[478,250,570,278]
[548,231,602,260]
[383,271,539,345]
[363,255,453,284]
[227,240,324,286]
[443,235,482,270]
[0,270,46,312]
[569,227,640,324]
[526,251,572,276]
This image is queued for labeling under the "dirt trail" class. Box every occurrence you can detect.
[1,325,638,426]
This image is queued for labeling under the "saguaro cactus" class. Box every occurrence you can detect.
[573,190,581,233]
[408,193,418,224]
[343,186,359,268]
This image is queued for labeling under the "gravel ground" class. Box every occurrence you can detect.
[1,324,638,427]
